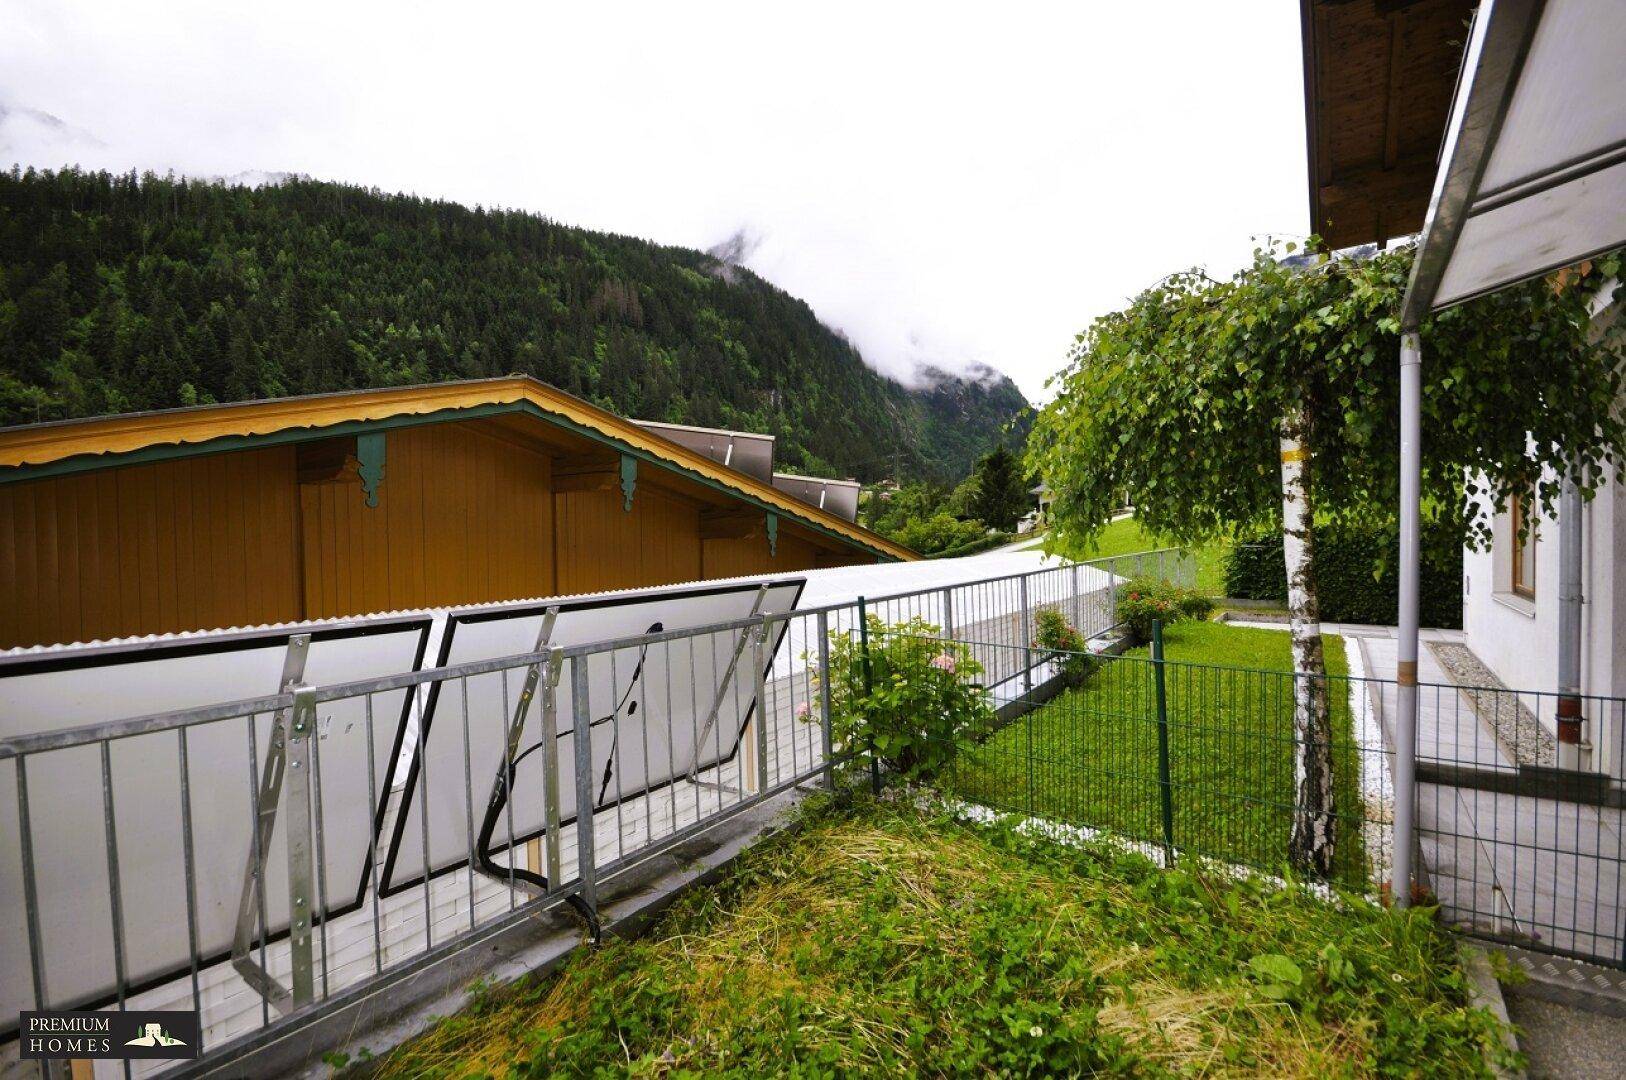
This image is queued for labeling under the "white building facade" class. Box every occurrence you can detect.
[1463,471,1626,779]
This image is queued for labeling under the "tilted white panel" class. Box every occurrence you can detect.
[0,619,430,1023]
[378,579,804,894]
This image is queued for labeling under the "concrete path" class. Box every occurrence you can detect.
[1344,625,1625,966]
[1506,989,1626,1079]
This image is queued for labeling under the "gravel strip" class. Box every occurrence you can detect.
[1428,642,1555,766]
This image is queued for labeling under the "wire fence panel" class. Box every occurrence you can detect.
[1407,678,1625,966]
[892,636,1390,893]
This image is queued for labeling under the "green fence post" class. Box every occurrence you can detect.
[1152,620,1175,865]
[858,596,881,795]
[1025,701,1036,816]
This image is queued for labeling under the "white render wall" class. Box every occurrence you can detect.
[1462,469,1626,778]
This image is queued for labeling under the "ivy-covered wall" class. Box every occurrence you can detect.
[1224,528,1463,629]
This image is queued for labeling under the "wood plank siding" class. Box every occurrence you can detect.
[0,414,882,649]
[298,423,555,619]
[554,486,705,596]
[0,447,302,647]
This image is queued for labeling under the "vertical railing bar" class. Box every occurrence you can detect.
[363,693,384,975]
[688,639,702,824]
[307,703,332,1000]
[284,685,318,1009]
[638,645,653,845]
[571,656,598,916]
[858,596,880,795]
[729,638,746,804]
[16,755,51,1013]
[415,684,434,953]
[245,714,272,1028]
[663,641,677,843]
[609,650,626,859]
[541,649,565,890]
[755,619,770,795]
[176,728,205,1025]
[459,675,477,931]
[784,619,800,785]
[499,672,518,909]
[99,742,131,1050]
[817,610,834,789]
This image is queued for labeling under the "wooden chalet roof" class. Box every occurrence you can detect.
[0,376,917,562]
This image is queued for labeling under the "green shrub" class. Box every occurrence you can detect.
[927,529,1015,560]
[1032,608,1098,688]
[818,615,994,779]
[1117,576,1209,642]
[894,512,987,556]
[1223,527,1462,628]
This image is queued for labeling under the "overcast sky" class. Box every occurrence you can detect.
[1,1,1309,401]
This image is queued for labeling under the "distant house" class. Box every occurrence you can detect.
[1030,483,1052,526]
[0,377,914,650]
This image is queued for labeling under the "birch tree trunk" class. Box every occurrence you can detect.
[1279,404,1336,876]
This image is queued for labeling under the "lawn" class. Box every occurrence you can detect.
[371,797,1506,1077]
[1041,516,1231,597]
[947,620,1371,888]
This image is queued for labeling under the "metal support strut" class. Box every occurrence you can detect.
[230,633,314,1012]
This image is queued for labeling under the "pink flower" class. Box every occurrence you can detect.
[930,653,957,673]
[796,702,812,721]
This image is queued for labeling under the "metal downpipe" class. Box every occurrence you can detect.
[1556,471,1586,770]
[1393,330,1421,908]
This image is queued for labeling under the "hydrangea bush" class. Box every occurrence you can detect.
[814,615,994,780]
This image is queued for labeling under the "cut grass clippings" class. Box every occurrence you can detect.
[371,796,1509,1078]
[948,620,1370,889]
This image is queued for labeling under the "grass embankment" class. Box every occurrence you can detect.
[373,798,1506,1078]
[949,621,1369,888]
[1042,517,1230,597]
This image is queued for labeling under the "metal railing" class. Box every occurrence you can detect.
[6,544,1624,1078]
[0,550,1182,1074]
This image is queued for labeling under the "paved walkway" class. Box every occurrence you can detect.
[1346,625,1625,966]
[1506,988,1626,1079]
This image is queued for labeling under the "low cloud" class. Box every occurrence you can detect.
[2,2,1309,403]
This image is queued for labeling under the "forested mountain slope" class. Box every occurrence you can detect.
[0,169,1029,480]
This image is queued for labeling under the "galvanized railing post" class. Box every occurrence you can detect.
[941,587,954,638]
[540,646,564,887]
[1151,622,1175,865]
[1110,558,1120,630]
[753,620,770,795]
[1070,563,1083,633]
[816,610,834,789]
[857,596,880,795]
[16,757,49,1014]
[570,657,598,922]
[284,683,318,1007]
[1019,574,1034,694]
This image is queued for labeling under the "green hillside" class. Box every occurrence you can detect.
[0,168,1028,481]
